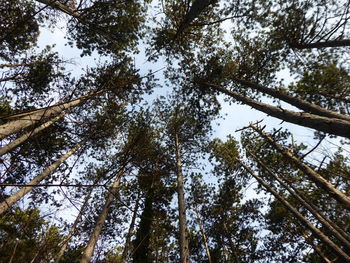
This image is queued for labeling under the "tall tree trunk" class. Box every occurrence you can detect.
[80,175,121,263]
[176,0,214,36]
[204,83,350,139]
[174,132,190,263]
[0,112,66,156]
[0,140,85,215]
[132,189,154,263]
[238,160,350,262]
[35,0,117,44]
[251,125,350,210]
[303,233,333,263]
[36,0,80,18]
[289,39,350,49]
[220,80,350,122]
[121,191,140,262]
[248,150,350,251]
[195,207,212,263]
[55,188,93,263]
[0,89,105,140]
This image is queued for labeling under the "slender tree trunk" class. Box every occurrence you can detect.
[0,140,85,215]
[195,207,212,263]
[80,175,121,263]
[36,0,81,18]
[35,0,117,44]
[223,80,350,122]
[8,240,19,263]
[0,62,36,68]
[121,191,140,262]
[55,188,93,263]
[174,132,190,263]
[132,189,154,263]
[251,125,350,210]
[0,112,66,156]
[0,89,105,140]
[248,150,350,250]
[0,76,23,82]
[289,39,350,49]
[205,83,350,139]
[303,233,333,263]
[238,160,350,262]
[222,222,240,263]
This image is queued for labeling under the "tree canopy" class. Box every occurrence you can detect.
[1,0,350,262]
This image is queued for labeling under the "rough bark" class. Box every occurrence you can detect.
[80,175,121,263]
[251,125,350,210]
[0,112,66,156]
[289,39,350,49]
[205,83,350,139]
[248,150,350,250]
[0,89,105,140]
[0,140,85,215]
[229,79,350,122]
[175,132,190,263]
[238,160,350,262]
[55,188,93,263]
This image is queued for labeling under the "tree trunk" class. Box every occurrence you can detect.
[132,189,154,263]
[174,132,190,263]
[251,125,350,210]
[35,0,117,45]
[121,191,140,262]
[303,233,333,263]
[248,150,350,251]
[226,79,350,122]
[0,140,85,215]
[55,188,93,263]
[205,83,350,139]
[238,160,350,262]
[0,89,105,140]
[36,0,81,18]
[0,62,36,68]
[176,0,213,36]
[80,175,121,263]
[289,39,350,49]
[195,208,212,263]
[0,112,66,156]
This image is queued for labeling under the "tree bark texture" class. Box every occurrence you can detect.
[0,89,105,140]
[80,175,121,263]
[121,191,140,262]
[248,150,350,250]
[55,188,93,263]
[206,83,350,139]
[230,79,350,122]
[0,140,85,215]
[251,125,350,210]
[0,112,66,156]
[289,39,350,49]
[239,160,350,262]
[175,132,190,263]
[195,208,212,263]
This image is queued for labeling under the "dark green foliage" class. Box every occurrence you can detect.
[0,0,41,60]
[68,0,148,56]
[0,208,63,262]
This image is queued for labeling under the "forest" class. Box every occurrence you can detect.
[1,0,350,262]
